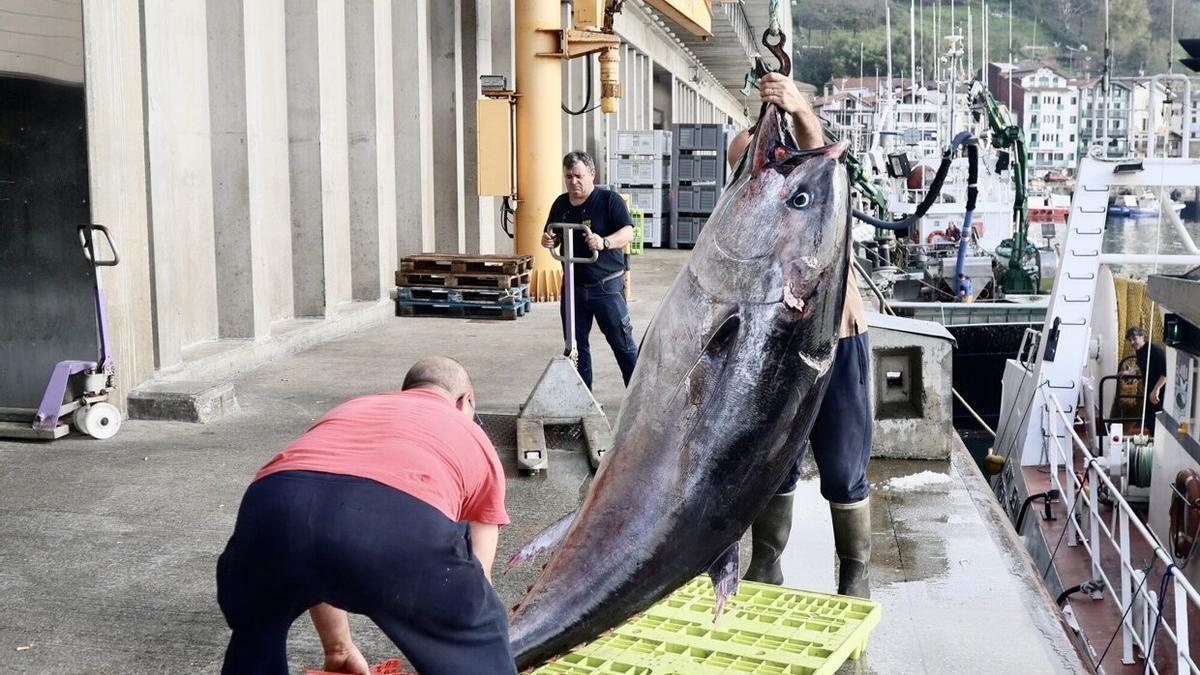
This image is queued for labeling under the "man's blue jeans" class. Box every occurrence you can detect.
[777,332,872,504]
[560,275,639,389]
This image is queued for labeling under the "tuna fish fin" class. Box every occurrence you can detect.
[707,543,740,623]
[503,509,577,575]
[687,315,740,406]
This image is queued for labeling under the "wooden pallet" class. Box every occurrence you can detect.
[395,270,531,290]
[395,284,528,305]
[395,298,531,321]
[398,253,533,278]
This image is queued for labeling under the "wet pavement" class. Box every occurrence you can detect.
[0,250,1084,673]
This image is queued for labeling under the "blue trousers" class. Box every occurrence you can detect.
[216,471,516,675]
[777,332,873,504]
[560,275,639,389]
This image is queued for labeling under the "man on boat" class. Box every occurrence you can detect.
[1125,325,1167,432]
[727,72,874,598]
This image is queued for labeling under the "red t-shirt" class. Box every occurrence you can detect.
[255,389,509,525]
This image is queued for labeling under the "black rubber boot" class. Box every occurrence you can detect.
[831,497,872,598]
[744,493,794,585]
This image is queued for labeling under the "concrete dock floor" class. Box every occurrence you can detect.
[0,250,1084,673]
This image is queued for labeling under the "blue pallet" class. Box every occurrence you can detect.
[395,297,532,321]
[396,284,528,307]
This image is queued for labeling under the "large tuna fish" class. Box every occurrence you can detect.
[507,104,852,669]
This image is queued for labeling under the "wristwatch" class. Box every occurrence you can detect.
[602,237,611,250]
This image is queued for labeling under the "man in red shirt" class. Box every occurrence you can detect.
[216,356,515,675]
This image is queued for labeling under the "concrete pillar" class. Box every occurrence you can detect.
[429,0,466,253]
[286,0,352,316]
[461,0,495,254]
[244,0,294,322]
[285,0,326,317]
[143,0,219,366]
[83,0,156,400]
[317,1,353,306]
[373,0,398,290]
[393,0,435,257]
[643,53,653,129]
[346,0,381,300]
[207,0,271,339]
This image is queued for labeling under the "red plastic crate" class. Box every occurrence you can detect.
[305,658,412,675]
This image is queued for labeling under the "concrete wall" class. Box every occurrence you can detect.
[869,326,955,460]
[79,0,759,406]
[2,0,85,84]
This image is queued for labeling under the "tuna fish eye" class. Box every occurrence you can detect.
[788,190,812,210]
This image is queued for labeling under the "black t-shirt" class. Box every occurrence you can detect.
[1137,342,1167,403]
[545,188,631,285]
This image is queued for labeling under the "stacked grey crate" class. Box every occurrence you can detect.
[670,124,733,248]
[612,130,671,247]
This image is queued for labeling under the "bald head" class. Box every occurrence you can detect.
[728,129,752,169]
[402,356,474,399]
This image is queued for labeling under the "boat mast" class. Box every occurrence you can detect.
[1169,0,1177,74]
[1101,0,1111,154]
[968,4,974,78]
[887,4,894,98]
[907,0,916,128]
[1007,0,1013,107]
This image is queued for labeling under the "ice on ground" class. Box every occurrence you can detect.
[881,470,953,492]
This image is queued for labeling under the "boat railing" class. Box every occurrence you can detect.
[1017,328,1041,369]
[1043,385,1200,673]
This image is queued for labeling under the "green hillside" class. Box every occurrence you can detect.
[790,0,1200,88]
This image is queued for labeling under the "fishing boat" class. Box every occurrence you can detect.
[988,140,1200,670]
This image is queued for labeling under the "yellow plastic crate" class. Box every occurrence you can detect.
[530,578,880,675]
[629,208,645,256]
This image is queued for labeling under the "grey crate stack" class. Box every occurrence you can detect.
[612,130,671,247]
[670,124,732,248]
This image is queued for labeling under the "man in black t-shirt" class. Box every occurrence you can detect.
[1125,325,1167,431]
[540,151,639,389]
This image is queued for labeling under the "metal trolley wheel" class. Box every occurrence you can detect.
[72,402,122,440]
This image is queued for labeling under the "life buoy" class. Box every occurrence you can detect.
[1170,468,1200,559]
[926,230,946,244]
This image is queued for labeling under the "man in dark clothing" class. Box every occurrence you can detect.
[1126,325,1167,430]
[540,151,639,389]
